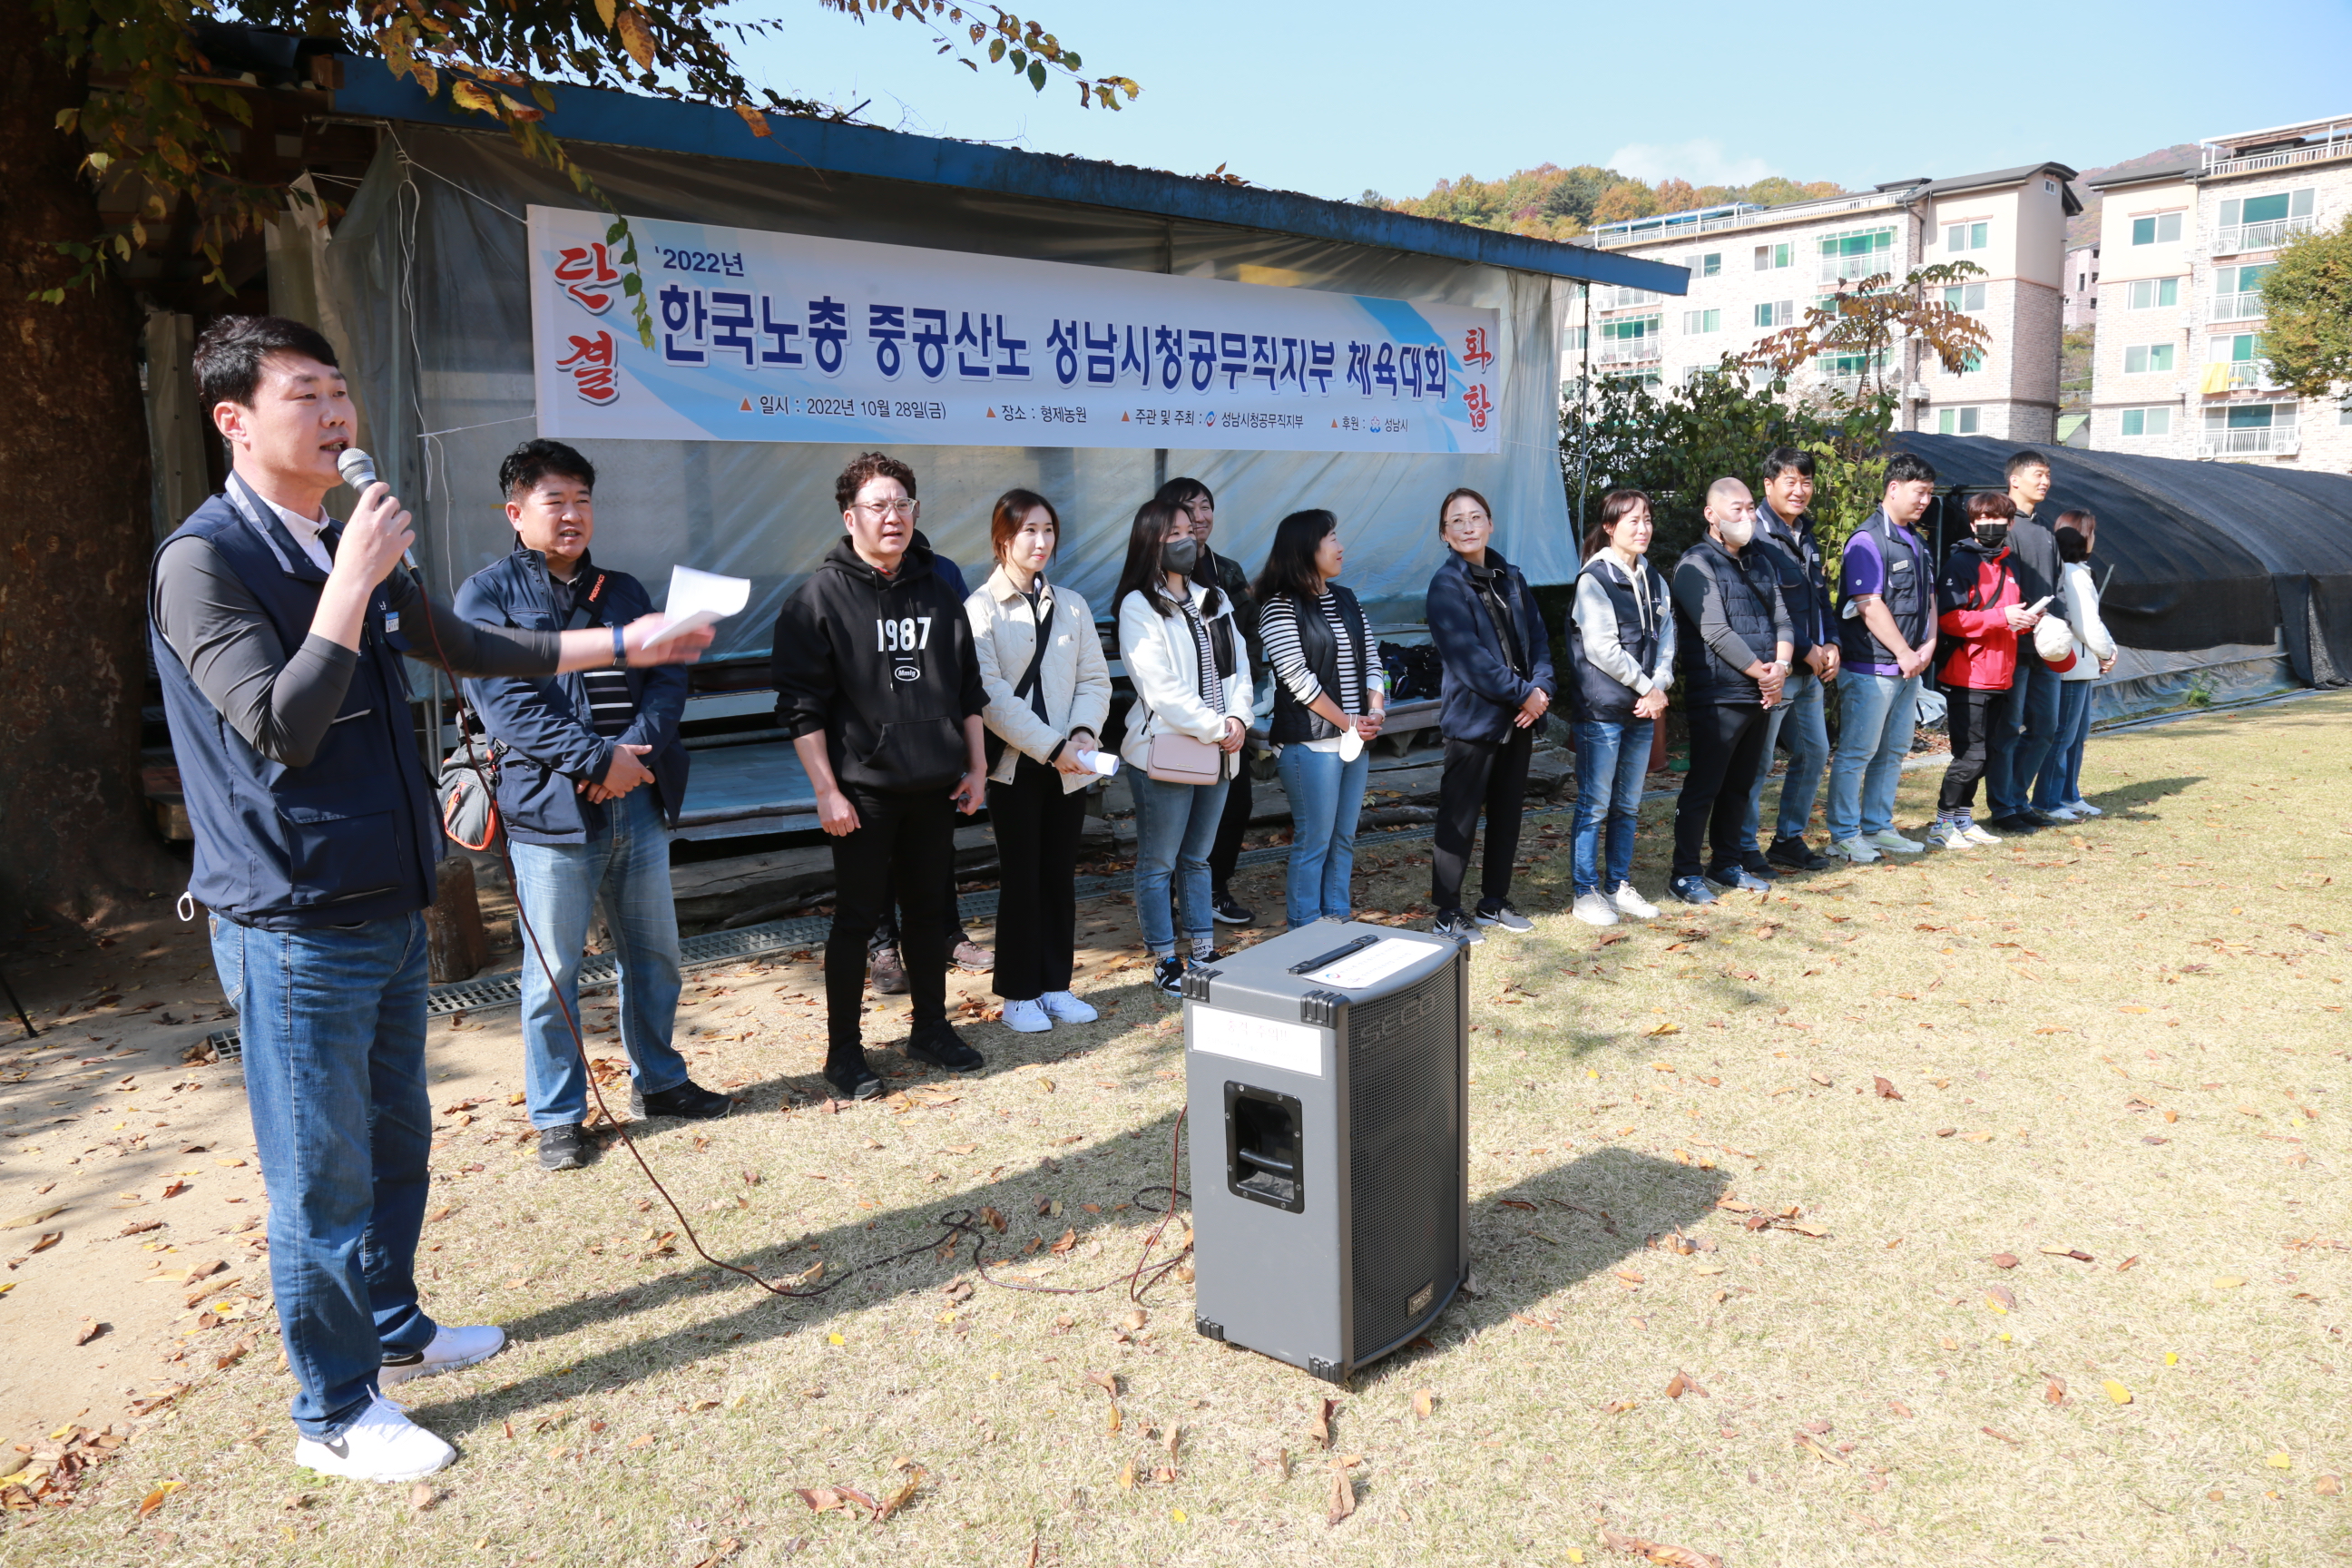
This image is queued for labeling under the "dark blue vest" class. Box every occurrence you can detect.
[1266,585,1370,744]
[1837,512,1933,668]
[1568,554,1669,722]
[1675,537,1782,706]
[149,488,436,929]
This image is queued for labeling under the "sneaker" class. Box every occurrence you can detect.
[2021,808,2063,828]
[292,1395,455,1484]
[1706,865,1769,894]
[1038,990,1098,1024]
[634,1080,734,1121]
[1737,853,1781,880]
[1000,997,1052,1034]
[1612,883,1661,920]
[821,1054,885,1101]
[1475,901,1534,933]
[1865,828,1925,855]
[906,1021,985,1073]
[869,945,909,995]
[1571,892,1619,927]
[1430,910,1485,946]
[1668,875,1718,906]
[1962,822,2002,847]
[2039,803,2082,823]
[1925,819,1975,851]
[1152,955,1188,995]
[1767,836,1831,872]
[1829,837,1882,865]
[1210,896,1255,926]
[2066,799,2102,818]
[951,939,994,973]
[536,1123,587,1172]
[379,1323,507,1388]
[1985,813,2043,835]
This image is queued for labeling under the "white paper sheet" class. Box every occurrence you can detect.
[1302,936,1437,989]
[645,564,751,647]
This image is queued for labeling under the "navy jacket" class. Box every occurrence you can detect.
[454,548,689,845]
[1756,499,1832,660]
[1426,548,1554,745]
[149,492,436,928]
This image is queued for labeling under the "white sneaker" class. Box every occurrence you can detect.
[1830,837,1882,864]
[1865,828,1925,855]
[1000,997,1052,1034]
[1571,892,1619,926]
[1925,820,1974,851]
[1038,991,1097,1024]
[2066,799,2102,818]
[2041,803,2082,823]
[1962,822,2002,847]
[1612,883,1661,920]
[293,1395,455,1483]
[378,1322,506,1388]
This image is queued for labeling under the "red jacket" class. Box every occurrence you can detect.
[1936,542,2021,691]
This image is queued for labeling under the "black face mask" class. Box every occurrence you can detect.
[1161,536,1200,576]
[1973,524,2010,550]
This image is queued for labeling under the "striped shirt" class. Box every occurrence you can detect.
[1262,591,1375,714]
[1177,596,1220,710]
[553,570,635,738]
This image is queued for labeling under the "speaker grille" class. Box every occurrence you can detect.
[1346,975,1458,1358]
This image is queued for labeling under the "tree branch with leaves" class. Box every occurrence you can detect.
[2259,213,2352,401]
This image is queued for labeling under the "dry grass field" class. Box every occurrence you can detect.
[9,693,2349,1568]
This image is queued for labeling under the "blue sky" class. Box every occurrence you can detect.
[733,0,2352,201]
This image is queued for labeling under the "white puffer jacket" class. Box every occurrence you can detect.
[1116,579,1253,780]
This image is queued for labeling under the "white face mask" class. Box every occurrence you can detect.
[1717,516,1755,549]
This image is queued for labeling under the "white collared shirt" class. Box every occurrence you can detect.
[261,494,335,575]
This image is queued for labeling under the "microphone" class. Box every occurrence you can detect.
[336,446,422,575]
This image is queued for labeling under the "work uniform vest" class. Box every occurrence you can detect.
[1568,554,1670,722]
[1676,537,1782,707]
[1266,584,1371,744]
[1837,511,1933,669]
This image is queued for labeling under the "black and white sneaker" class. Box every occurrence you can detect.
[1669,875,1719,906]
[1767,836,1831,872]
[1707,865,1770,894]
[1431,910,1485,946]
[1152,955,1188,996]
[821,1054,885,1101]
[906,1021,985,1073]
[1475,901,1534,933]
[1210,896,1255,926]
[536,1122,587,1171]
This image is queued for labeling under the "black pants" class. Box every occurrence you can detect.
[826,786,954,1066]
[1673,703,1768,879]
[987,756,1087,1001]
[1938,686,2001,815]
[1208,765,1251,896]
[869,864,968,953]
[1431,727,1534,914]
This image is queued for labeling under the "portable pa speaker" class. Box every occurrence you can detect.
[1182,919,1468,1382]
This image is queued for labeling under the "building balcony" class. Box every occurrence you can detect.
[2210,215,2317,255]
[2208,361,2278,392]
[1592,337,1663,367]
[1593,286,1664,311]
[2209,291,2267,322]
[1818,254,1894,285]
[2199,427,2300,458]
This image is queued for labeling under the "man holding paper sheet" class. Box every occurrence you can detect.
[457,439,733,1174]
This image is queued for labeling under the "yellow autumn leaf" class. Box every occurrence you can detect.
[827,1332,844,1346]
[615,8,657,71]
[2102,1380,2132,1405]
[2268,1453,2293,1469]
[1170,1508,1187,1523]
[2212,1277,2246,1289]
[1566,1552,1586,1565]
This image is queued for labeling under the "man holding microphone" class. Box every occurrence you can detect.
[149,317,710,1483]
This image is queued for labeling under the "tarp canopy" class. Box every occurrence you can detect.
[318,124,1584,657]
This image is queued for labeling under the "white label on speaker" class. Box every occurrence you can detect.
[1189,1006,1323,1078]
[1302,936,1436,990]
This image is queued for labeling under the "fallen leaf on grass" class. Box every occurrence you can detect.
[1886,1400,1914,1418]
[161,1181,189,1199]
[1982,1426,2021,1446]
[1116,1459,1136,1491]
[1049,1229,1078,1256]
[1310,1397,1338,1448]
[1665,1370,1710,1399]
[1872,1077,1902,1100]
[1808,1072,1833,1087]
[2317,1474,2342,1496]
[0,1206,65,1230]
[1085,1370,1118,1398]
[876,1467,926,1521]
[2044,1377,2068,1405]
[1327,1470,1356,1525]
[1644,1022,1680,1038]
[73,1319,105,1346]
[1989,1253,2020,1269]
[1600,1527,1721,1568]
[137,1480,183,1518]
[1985,1285,2017,1312]
[2040,1247,2096,1262]
[1412,1388,1433,1420]
[2102,1380,2132,1405]
[409,1482,438,1511]
[2212,1276,2247,1289]
[1603,1398,1640,1415]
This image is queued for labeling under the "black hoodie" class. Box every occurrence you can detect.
[771,537,985,793]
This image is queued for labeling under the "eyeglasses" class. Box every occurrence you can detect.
[855,498,916,519]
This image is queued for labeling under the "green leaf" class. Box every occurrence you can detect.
[1027,59,1046,91]
[608,220,628,244]
[988,37,1004,63]
[1009,48,1025,72]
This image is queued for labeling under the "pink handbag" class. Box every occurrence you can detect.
[1146,730,1224,787]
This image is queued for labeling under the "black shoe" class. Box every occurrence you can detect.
[1431,909,1486,946]
[906,1021,985,1074]
[1986,813,2043,834]
[1152,955,1188,996]
[821,1055,885,1101]
[637,1079,734,1121]
[1738,852,1781,879]
[1767,836,1831,872]
[2021,808,2062,828]
[1210,897,1254,926]
[536,1122,587,1172]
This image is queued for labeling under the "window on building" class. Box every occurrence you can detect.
[1945,220,1990,251]
[2341,398,2352,426]
[2212,332,2263,363]
[1599,315,1661,341]
[2130,211,2185,245]
[1681,309,1720,334]
[1942,282,1988,312]
[1937,407,1982,435]
[2119,407,2173,436]
[2220,189,2316,230]
[1561,325,1587,352]
[1753,241,1791,271]
[1682,251,1721,278]
[1819,226,1895,282]
[1754,299,1793,328]
[2210,403,2293,431]
[2123,278,2180,309]
[2122,344,2177,374]
[1956,348,1986,373]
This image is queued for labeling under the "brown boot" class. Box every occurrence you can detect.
[869,945,909,995]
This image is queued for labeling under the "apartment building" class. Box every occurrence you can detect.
[1580,162,2079,442]
[2063,243,2100,329]
[2087,113,2352,467]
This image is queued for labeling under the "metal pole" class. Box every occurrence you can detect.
[0,966,36,1040]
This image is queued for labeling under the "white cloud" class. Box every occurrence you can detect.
[1603,138,1776,187]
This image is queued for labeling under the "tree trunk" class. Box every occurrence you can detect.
[0,5,176,926]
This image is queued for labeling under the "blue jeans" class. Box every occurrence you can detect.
[1742,669,1829,849]
[1573,718,1652,896]
[2036,681,2095,808]
[1986,656,2063,817]
[1130,771,1230,954]
[210,911,436,1441]
[1275,744,1369,928]
[1827,671,1919,841]
[508,788,688,1129]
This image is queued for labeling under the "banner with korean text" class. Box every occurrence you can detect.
[527,206,1502,456]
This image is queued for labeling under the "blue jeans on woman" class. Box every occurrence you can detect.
[508,787,689,1130]
[1573,718,1653,897]
[1130,771,1230,954]
[210,910,437,1441]
[2034,681,2095,809]
[1275,744,1370,928]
